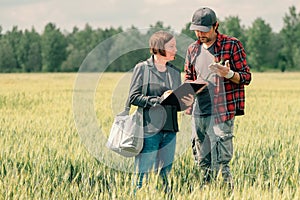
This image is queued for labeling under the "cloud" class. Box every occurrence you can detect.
[0,0,298,33]
[0,1,54,31]
[0,0,50,8]
[144,0,177,6]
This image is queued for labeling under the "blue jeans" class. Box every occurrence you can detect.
[134,131,176,189]
[191,116,234,183]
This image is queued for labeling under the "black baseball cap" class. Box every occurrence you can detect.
[190,7,217,32]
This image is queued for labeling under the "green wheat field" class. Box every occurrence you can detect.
[0,72,299,199]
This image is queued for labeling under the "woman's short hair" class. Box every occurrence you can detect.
[149,31,174,57]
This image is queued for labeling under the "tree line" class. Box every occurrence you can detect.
[0,6,299,73]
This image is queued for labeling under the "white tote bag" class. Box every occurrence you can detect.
[106,64,149,157]
[106,109,143,157]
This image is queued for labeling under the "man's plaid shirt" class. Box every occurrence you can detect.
[184,32,252,123]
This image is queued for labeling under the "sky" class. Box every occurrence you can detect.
[0,0,298,34]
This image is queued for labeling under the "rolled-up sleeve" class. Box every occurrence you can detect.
[232,41,251,85]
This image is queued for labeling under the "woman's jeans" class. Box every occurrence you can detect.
[134,131,176,189]
[191,115,234,184]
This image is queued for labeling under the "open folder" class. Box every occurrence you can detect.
[159,82,207,111]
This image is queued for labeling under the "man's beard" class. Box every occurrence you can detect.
[198,37,212,43]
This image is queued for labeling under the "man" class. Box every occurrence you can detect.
[184,7,251,189]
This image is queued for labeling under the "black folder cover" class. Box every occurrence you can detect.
[160,82,206,111]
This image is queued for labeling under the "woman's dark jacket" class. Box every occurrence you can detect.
[129,56,181,133]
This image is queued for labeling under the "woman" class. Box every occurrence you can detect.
[129,31,194,191]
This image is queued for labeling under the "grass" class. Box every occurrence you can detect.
[0,72,299,199]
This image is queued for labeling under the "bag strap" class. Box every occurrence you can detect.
[142,63,149,95]
[124,62,149,111]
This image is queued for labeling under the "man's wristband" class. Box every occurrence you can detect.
[225,70,235,79]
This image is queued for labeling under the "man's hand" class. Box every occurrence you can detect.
[208,60,231,77]
[209,60,240,83]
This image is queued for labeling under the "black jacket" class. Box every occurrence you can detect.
[129,56,181,133]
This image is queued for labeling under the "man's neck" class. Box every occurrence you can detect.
[203,37,217,49]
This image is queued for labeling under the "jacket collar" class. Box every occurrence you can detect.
[145,55,176,89]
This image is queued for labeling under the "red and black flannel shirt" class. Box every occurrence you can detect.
[184,32,252,123]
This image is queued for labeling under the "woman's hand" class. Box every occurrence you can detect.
[181,94,194,107]
[162,90,173,99]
